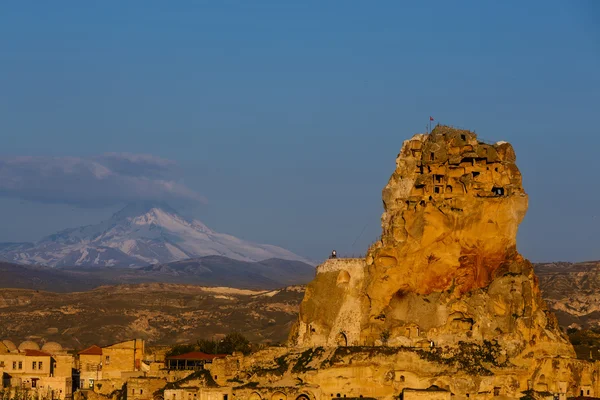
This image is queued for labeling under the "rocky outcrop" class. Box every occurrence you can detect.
[280,126,592,398]
[294,126,572,361]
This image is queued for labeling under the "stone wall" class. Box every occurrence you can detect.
[127,377,167,400]
[402,388,451,400]
[165,387,232,400]
[293,259,367,347]
[103,340,145,379]
[206,354,242,386]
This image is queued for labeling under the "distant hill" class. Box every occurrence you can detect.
[139,256,316,289]
[534,260,600,329]
[0,202,313,267]
[0,261,106,292]
[534,260,600,359]
[0,256,315,292]
[0,283,305,348]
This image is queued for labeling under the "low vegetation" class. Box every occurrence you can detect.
[291,347,324,373]
[154,369,219,399]
[250,356,290,377]
[414,340,506,376]
[567,328,600,360]
[319,341,505,376]
[166,332,252,357]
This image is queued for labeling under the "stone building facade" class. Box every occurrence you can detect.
[0,340,74,400]
[78,339,146,390]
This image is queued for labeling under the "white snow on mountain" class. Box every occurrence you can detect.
[0,202,312,267]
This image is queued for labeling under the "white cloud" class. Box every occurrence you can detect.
[0,153,205,207]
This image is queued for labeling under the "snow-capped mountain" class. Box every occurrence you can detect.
[0,202,312,267]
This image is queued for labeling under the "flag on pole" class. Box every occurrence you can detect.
[429,116,434,121]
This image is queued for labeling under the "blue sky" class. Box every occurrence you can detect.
[0,1,598,262]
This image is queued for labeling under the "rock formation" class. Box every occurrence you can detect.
[267,126,597,398]
[293,126,574,361]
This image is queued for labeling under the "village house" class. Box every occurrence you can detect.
[0,340,74,400]
[77,339,146,390]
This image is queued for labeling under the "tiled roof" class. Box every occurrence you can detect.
[166,351,226,361]
[78,345,103,355]
[24,349,51,357]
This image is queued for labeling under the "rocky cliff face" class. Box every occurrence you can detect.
[371,126,527,297]
[293,125,574,362]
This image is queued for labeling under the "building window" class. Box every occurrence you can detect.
[18,361,22,370]
[105,356,110,364]
[33,361,37,370]
[13,361,17,370]
[38,361,43,370]
[140,390,143,395]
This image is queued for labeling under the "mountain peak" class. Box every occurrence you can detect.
[0,202,313,268]
[111,201,180,220]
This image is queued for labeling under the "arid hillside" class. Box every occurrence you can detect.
[0,283,304,350]
[535,260,600,328]
[535,261,600,360]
